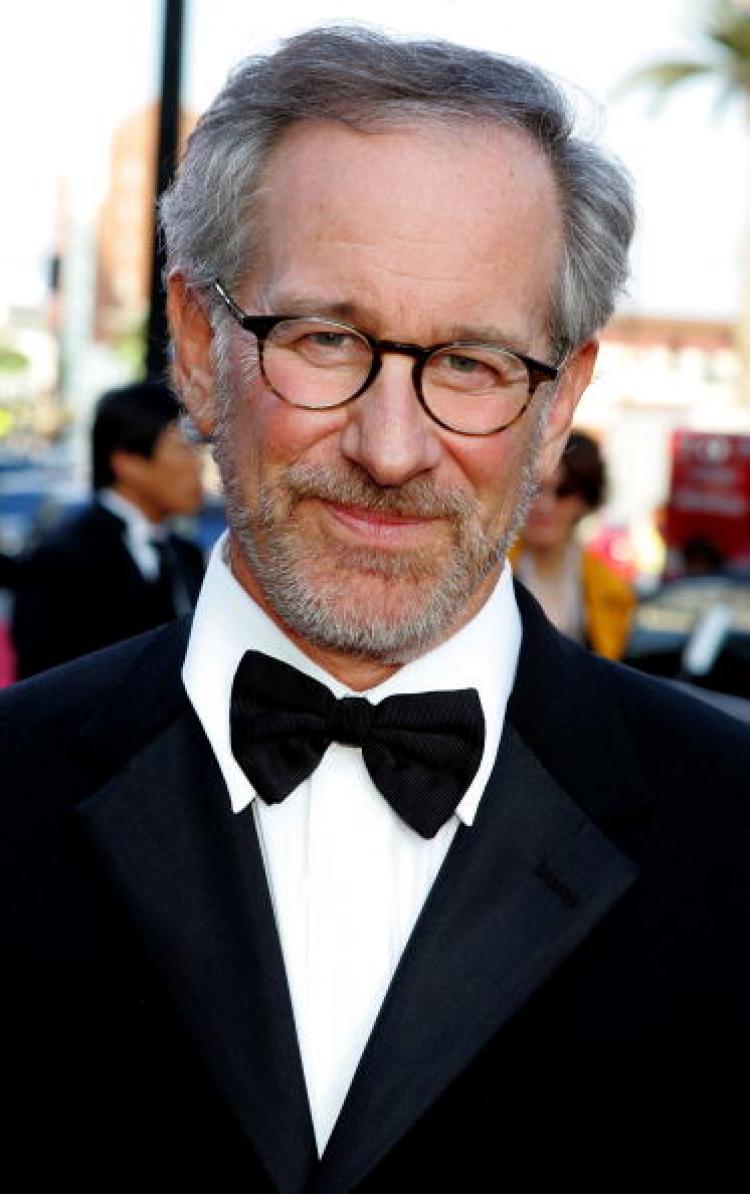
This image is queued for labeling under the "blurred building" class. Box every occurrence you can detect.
[575,314,747,582]
[97,102,195,342]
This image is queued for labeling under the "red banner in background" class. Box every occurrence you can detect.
[665,432,750,574]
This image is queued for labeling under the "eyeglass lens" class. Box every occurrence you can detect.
[260,318,538,435]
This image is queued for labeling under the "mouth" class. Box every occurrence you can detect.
[316,498,444,547]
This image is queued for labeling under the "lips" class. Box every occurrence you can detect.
[318,498,442,546]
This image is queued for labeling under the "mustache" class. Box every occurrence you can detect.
[283,463,475,520]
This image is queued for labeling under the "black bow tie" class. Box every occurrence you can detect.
[229,650,485,839]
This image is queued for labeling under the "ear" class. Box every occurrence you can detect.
[166,273,217,439]
[536,339,598,482]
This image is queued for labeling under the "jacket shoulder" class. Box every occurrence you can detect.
[603,649,750,781]
[20,502,121,572]
[511,580,750,824]
[0,620,191,828]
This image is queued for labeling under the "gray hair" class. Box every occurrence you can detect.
[161,24,635,358]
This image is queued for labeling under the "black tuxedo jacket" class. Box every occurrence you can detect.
[3,587,750,1189]
[11,500,205,678]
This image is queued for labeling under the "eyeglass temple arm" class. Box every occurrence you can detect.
[213,279,247,324]
[213,280,290,340]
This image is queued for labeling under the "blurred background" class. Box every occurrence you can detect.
[2,0,750,702]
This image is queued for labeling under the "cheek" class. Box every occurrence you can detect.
[448,430,532,513]
[223,334,351,468]
[559,498,587,534]
[223,384,348,486]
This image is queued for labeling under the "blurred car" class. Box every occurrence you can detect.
[0,456,81,557]
[624,574,750,716]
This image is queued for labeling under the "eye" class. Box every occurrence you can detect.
[445,353,485,374]
[308,331,352,348]
[426,346,529,393]
[270,320,370,366]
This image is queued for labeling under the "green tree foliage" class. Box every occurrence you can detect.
[620,1,750,110]
[0,346,29,374]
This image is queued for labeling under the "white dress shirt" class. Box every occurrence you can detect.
[98,488,166,581]
[183,534,522,1154]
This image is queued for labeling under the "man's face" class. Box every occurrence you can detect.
[116,421,204,523]
[520,469,590,554]
[172,120,596,671]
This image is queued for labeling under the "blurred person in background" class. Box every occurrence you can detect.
[11,379,205,678]
[511,430,634,659]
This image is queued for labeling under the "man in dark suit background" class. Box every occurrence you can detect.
[11,379,205,677]
[3,26,750,1190]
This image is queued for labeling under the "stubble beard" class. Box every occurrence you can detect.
[211,348,544,664]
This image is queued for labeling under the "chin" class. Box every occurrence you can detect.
[523,528,560,551]
[239,524,502,664]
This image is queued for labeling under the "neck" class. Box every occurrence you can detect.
[524,539,573,579]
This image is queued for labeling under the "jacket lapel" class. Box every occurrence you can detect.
[75,637,316,1194]
[314,717,639,1193]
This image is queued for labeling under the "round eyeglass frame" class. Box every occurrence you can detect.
[213,279,561,437]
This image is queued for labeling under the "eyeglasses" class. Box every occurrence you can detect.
[213,279,560,437]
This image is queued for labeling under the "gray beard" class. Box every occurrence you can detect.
[215,451,540,667]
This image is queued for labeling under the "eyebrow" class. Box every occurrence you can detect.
[263,291,537,356]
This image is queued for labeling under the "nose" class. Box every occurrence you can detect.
[339,354,442,486]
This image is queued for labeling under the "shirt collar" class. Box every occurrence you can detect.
[98,488,166,542]
[182,532,522,827]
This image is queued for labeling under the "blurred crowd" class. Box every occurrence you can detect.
[1,379,208,681]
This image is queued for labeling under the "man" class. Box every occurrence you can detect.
[3,27,749,1189]
[11,378,205,676]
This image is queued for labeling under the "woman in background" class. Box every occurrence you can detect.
[512,431,635,660]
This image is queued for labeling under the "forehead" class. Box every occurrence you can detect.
[247,118,562,351]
